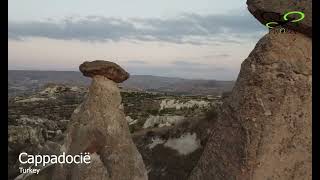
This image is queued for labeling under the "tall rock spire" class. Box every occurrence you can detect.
[52,60,147,180]
[188,1,312,179]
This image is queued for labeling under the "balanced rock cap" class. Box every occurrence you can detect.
[79,60,129,83]
[246,0,312,37]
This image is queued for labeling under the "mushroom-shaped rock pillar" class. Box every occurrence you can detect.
[52,60,148,180]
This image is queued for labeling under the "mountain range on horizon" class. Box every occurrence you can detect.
[8,70,235,97]
[8,69,235,81]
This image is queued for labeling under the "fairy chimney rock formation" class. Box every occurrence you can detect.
[189,0,311,180]
[52,60,147,180]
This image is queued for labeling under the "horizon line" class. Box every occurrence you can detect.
[8,69,236,81]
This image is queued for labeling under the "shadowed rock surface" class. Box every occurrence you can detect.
[247,0,312,37]
[79,60,130,83]
[188,28,311,179]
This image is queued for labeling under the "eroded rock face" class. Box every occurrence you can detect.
[189,31,311,179]
[79,60,129,83]
[247,0,312,37]
[50,74,147,180]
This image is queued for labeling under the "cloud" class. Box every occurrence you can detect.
[169,60,230,73]
[216,54,230,57]
[203,53,231,58]
[125,63,237,80]
[8,10,266,44]
[126,60,148,64]
[172,60,203,66]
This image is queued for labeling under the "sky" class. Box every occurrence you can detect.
[8,0,267,80]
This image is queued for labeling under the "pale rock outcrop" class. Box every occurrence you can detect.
[164,132,201,155]
[51,61,147,180]
[8,125,45,148]
[189,29,311,179]
[143,115,185,128]
[159,99,210,110]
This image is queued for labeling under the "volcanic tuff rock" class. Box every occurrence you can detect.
[247,0,312,37]
[51,61,147,180]
[9,81,223,180]
[189,26,311,179]
[79,60,129,83]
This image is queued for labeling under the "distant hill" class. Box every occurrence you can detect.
[8,70,234,96]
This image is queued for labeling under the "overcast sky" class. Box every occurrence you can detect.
[8,0,267,80]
